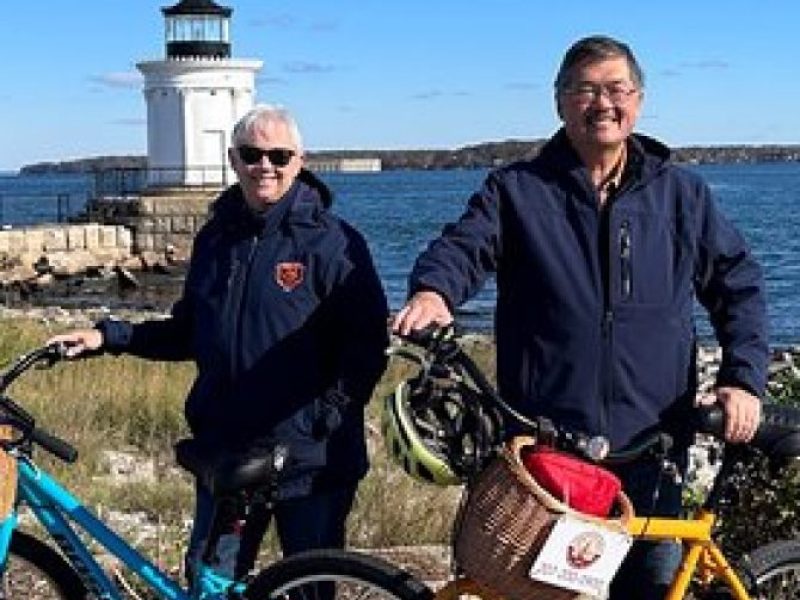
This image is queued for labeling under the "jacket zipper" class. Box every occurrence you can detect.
[229,235,259,378]
[620,220,632,300]
[599,201,613,438]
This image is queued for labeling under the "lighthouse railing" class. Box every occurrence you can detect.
[93,165,230,197]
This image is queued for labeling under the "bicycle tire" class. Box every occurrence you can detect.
[689,539,800,599]
[2,530,88,599]
[244,548,434,600]
[744,539,800,599]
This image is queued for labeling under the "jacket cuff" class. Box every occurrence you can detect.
[95,318,133,354]
[407,282,456,312]
[715,368,766,399]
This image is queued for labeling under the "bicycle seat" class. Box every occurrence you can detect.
[174,438,287,497]
[696,403,800,461]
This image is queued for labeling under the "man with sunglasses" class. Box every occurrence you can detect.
[394,36,768,599]
[50,105,389,583]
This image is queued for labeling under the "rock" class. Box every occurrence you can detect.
[114,266,140,290]
[33,255,53,275]
[95,449,156,484]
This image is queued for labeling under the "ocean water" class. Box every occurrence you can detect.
[0,172,91,224]
[2,163,799,343]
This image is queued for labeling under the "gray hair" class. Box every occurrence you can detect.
[231,104,304,153]
[554,35,645,93]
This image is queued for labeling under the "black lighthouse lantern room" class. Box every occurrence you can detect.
[162,0,233,59]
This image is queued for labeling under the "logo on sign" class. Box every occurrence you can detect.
[566,531,605,569]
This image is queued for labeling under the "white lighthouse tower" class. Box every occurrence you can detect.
[137,0,262,187]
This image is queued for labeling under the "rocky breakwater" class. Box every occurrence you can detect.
[0,223,132,279]
[0,223,186,310]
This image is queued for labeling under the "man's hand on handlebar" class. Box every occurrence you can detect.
[698,386,761,444]
[392,290,453,336]
[46,329,103,359]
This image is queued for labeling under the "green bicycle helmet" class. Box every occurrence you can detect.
[381,373,501,486]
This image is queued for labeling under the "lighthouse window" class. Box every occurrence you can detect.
[172,18,191,42]
[206,19,223,41]
[164,14,228,44]
[191,18,204,40]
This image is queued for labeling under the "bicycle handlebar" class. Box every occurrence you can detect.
[390,326,744,466]
[0,343,79,463]
[390,327,616,462]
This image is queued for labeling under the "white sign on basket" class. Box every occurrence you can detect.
[529,514,633,598]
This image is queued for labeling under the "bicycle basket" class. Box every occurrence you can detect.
[453,436,634,600]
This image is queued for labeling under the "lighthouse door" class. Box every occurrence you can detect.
[199,129,226,185]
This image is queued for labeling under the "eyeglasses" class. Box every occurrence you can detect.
[562,81,639,105]
[237,145,295,167]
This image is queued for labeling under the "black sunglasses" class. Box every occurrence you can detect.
[237,145,295,167]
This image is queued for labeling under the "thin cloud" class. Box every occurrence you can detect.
[89,71,143,90]
[249,14,337,33]
[505,82,538,91]
[249,14,297,29]
[411,90,474,101]
[659,69,681,78]
[679,60,730,70]
[112,117,146,126]
[256,76,289,86]
[411,90,445,101]
[283,61,336,74]
[309,19,338,32]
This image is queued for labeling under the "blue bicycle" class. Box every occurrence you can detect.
[0,343,432,600]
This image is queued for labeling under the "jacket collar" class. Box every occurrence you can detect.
[211,168,334,234]
[538,128,672,190]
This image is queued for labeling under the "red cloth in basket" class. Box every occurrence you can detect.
[521,446,621,517]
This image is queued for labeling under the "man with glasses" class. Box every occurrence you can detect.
[394,36,768,598]
[51,104,389,584]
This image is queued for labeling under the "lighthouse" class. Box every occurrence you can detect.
[137,0,262,187]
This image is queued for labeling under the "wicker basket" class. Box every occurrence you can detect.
[453,436,633,600]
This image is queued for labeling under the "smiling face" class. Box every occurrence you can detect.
[557,56,643,158]
[229,117,303,211]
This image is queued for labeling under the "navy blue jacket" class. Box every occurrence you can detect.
[100,170,389,495]
[410,130,768,450]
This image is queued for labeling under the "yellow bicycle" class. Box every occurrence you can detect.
[386,327,800,599]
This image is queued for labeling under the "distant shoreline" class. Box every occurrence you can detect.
[15,139,800,176]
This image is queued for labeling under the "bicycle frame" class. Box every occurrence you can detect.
[0,451,243,600]
[625,509,750,599]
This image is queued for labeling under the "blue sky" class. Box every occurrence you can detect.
[2,1,798,171]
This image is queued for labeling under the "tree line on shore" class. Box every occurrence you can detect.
[19,139,800,175]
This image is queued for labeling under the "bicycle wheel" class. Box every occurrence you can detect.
[2,530,87,599]
[244,548,434,600]
[690,539,800,599]
[746,539,800,599]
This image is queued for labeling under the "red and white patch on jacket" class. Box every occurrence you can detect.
[275,262,305,291]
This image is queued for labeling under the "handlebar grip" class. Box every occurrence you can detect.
[30,427,78,463]
[398,323,457,348]
[695,404,727,438]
